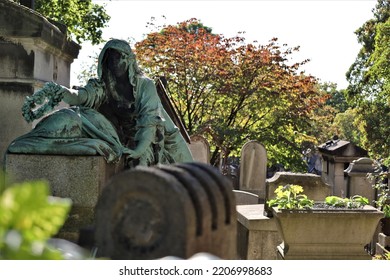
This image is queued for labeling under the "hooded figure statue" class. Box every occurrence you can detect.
[7,39,193,167]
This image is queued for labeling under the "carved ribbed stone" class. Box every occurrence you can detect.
[95,166,197,260]
[155,165,212,253]
[94,162,237,260]
[176,163,237,259]
[180,162,237,259]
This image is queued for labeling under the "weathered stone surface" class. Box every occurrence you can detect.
[94,162,237,260]
[188,135,210,163]
[5,154,124,242]
[236,204,281,260]
[0,1,79,162]
[239,141,267,197]
[156,164,212,253]
[344,157,377,203]
[0,85,33,163]
[183,162,237,259]
[176,163,236,259]
[176,163,226,231]
[94,167,197,260]
[318,139,368,196]
[272,205,383,260]
[234,190,260,205]
[0,1,79,59]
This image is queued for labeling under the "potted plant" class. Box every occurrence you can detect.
[268,184,384,260]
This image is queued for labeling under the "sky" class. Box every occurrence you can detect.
[70,0,378,89]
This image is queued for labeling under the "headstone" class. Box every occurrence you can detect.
[188,135,210,163]
[239,140,267,198]
[344,157,378,205]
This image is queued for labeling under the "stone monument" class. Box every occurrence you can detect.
[239,140,267,198]
[0,0,80,162]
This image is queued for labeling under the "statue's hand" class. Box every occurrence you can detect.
[123,148,141,160]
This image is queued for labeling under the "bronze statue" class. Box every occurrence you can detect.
[8,39,193,167]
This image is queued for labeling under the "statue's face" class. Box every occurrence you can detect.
[105,49,128,77]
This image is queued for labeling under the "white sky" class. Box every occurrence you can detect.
[70,0,378,89]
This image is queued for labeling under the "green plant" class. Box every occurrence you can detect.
[368,164,390,218]
[373,251,390,260]
[325,195,369,209]
[268,184,370,210]
[0,178,71,259]
[268,184,314,210]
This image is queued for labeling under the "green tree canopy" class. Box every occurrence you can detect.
[346,0,389,164]
[136,18,327,170]
[13,0,110,45]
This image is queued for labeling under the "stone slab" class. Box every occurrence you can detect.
[234,190,261,205]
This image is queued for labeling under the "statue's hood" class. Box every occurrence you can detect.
[97,39,134,80]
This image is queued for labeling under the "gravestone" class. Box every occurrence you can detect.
[188,135,210,163]
[94,162,237,260]
[0,0,79,162]
[239,140,267,198]
[344,157,378,203]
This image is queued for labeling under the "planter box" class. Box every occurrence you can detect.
[272,205,383,260]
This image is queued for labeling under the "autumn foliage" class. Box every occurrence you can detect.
[135,18,328,170]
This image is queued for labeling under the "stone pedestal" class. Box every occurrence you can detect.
[5,153,124,242]
[236,204,281,260]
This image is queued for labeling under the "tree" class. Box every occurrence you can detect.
[136,19,327,171]
[13,0,110,45]
[346,0,389,164]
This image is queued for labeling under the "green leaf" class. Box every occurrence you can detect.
[0,179,72,259]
